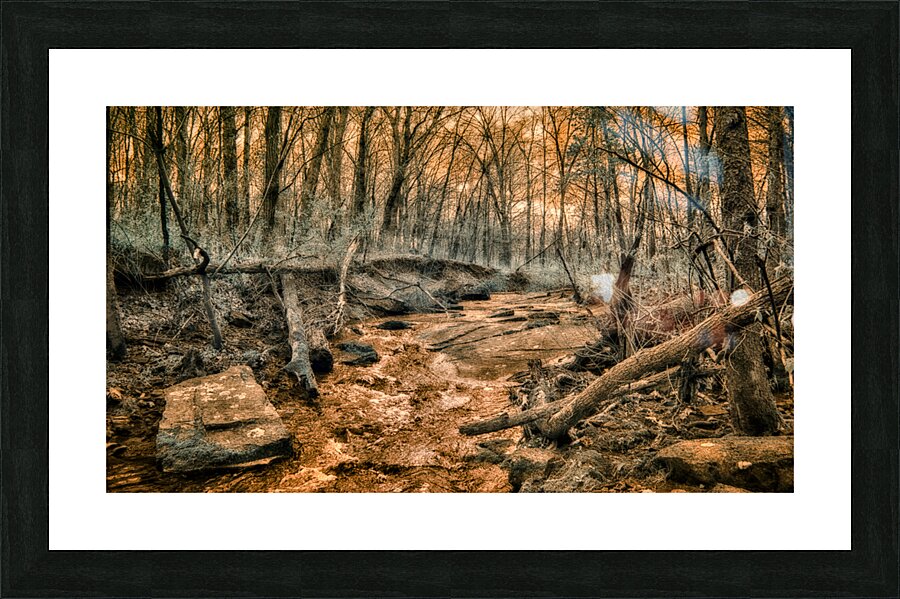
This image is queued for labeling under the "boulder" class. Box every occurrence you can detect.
[376,320,413,331]
[337,341,380,366]
[655,436,793,492]
[156,365,292,473]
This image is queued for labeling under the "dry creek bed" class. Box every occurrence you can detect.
[107,290,793,493]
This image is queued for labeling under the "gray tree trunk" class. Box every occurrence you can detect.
[221,106,239,232]
[107,107,126,360]
[765,106,787,240]
[263,106,283,233]
[714,106,782,436]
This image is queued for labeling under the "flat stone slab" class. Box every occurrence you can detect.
[156,365,291,473]
[655,436,793,492]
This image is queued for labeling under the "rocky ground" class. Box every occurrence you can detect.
[107,262,794,493]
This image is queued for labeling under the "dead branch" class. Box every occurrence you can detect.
[543,276,792,439]
[459,365,683,437]
[460,277,792,438]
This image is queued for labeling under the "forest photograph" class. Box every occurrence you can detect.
[106,105,794,493]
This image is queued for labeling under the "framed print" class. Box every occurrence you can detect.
[3,1,897,597]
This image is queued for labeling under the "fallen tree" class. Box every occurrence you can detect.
[460,276,792,440]
[571,291,715,373]
[133,255,496,284]
[281,273,333,397]
[460,365,685,436]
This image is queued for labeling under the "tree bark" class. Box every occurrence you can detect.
[461,365,687,436]
[351,106,376,227]
[299,107,336,233]
[326,107,349,237]
[106,256,127,360]
[765,106,787,240]
[681,106,695,227]
[107,107,126,360]
[152,107,170,264]
[242,106,252,227]
[263,106,283,232]
[174,106,189,226]
[281,274,333,397]
[715,106,783,436]
[221,106,239,232]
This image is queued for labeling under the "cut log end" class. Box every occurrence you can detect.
[284,361,319,398]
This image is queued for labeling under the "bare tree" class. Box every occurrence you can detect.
[715,106,782,436]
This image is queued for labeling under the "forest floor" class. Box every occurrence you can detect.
[107,263,793,493]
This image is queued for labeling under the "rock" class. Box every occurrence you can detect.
[309,347,334,374]
[241,349,264,368]
[156,365,292,473]
[488,309,515,319]
[227,311,254,328]
[655,436,793,492]
[709,483,751,493]
[459,290,491,301]
[446,304,464,311]
[541,450,612,493]
[501,447,561,492]
[376,320,413,331]
[176,349,206,380]
[337,342,379,366]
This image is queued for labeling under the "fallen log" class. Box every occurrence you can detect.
[460,277,792,439]
[141,262,335,282]
[137,255,497,284]
[572,292,711,373]
[281,274,333,398]
[460,365,682,436]
[543,277,792,439]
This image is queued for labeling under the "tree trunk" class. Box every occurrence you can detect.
[107,107,126,360]
[351,106,375,227]
[152,107,170,264]
[539,277,791,439]
[106,255,127,360]
[765,106,787,240]
[681,106,695,227]
[299,107,335,234]
[174,106,189,227]
[783,106,794,241]
[263,106,283,233]
[715,106,782,436]
[221,106,239,232]
[327,107,349,237]
[242,106,252,227]
[382,167,407,237]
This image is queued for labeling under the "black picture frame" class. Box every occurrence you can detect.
[2,2,897,597]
